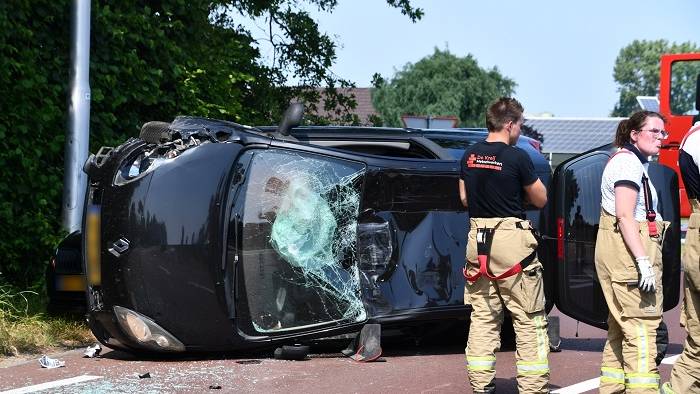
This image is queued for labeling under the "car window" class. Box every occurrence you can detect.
[422,135,482,159]
[235,149,367,334]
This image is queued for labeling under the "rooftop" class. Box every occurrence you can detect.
[525,117,624,154]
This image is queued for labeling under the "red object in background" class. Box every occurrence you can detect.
[658,53,700,218]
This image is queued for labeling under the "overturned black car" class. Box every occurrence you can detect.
[55,108,681,354]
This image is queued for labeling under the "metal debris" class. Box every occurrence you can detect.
[138,372,151,379]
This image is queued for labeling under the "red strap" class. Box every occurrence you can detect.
[463,254,525,282]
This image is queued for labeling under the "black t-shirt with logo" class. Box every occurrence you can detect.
[460,141,538,218]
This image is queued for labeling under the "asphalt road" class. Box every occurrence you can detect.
[0,303,687,394]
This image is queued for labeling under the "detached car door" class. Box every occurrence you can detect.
[544,145,681,329]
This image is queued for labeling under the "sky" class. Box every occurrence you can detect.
[247,0,699,118]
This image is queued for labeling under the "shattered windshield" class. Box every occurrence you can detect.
[237,149,367,333]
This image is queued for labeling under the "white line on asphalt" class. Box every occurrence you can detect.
[661,354,680,365]
[551,377,600,394]
[0,375,102,394]
[552,353,680,394]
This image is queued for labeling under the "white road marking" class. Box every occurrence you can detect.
[0,375,102,394]
[551,377,600,394]
[661,354,680,365]
[552,354,680,394]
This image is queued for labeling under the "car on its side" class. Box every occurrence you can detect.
[52,110,681,354]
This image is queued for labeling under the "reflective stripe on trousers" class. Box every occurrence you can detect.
[467,356,496,371]
[636,323,650,375]
[600,368,660,389]
[516,360,549,375]
[626,372,661,389]
[600,367,624,384]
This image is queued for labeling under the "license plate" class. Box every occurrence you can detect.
[86,205,101,286]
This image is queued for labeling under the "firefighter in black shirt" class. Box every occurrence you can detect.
[459,97,548,394]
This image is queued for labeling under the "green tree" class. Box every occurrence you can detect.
[0,0,422,287]
[371,48,516,127]
[611,39,700,117]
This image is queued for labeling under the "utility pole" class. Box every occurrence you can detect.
[61,0,91,233]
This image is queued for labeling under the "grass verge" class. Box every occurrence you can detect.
[0,285,93,357]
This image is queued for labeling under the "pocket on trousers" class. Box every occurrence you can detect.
[610,280,661,318]
[520,265,545,313]
[489,227,538,276]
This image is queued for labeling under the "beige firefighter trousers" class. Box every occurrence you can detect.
[595,211,667,393]
[662,200,700,394]
[465,217,549,394]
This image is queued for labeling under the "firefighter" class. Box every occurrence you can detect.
[459,97,549,393]
[662,121,700,394]
[595,111,669,393]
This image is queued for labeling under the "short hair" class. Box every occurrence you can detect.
[486,97,524,132]
[614,111,666,147]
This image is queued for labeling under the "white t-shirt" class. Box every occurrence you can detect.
[681,128,700,167]
[600,150,661,222]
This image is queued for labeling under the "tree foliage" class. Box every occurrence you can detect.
[611,39,700,117]
[0,0,422,287]
[371,48,516,127]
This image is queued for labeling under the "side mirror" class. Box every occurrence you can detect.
[278,103,304,136]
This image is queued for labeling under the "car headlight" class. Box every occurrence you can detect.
[115,152,167,185]
[114,306,185,352]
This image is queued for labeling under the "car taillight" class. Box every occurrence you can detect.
[557,217,564,260]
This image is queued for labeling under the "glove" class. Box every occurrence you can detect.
[635,256,656,293]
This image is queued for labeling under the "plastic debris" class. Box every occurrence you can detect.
[83,344,102,358]
[209,385,222,390]
[138,372,151,379]
[342,324,382,362]
[39,355,65,369]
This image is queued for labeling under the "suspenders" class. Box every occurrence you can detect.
[608,150,659,238]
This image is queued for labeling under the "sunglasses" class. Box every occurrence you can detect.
[636,128,669,139]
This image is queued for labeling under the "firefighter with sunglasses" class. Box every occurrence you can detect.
[596,111,670,393]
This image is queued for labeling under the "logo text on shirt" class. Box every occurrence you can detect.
[466,154,503,171]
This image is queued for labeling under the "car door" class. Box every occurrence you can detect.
[544,144,681,329]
